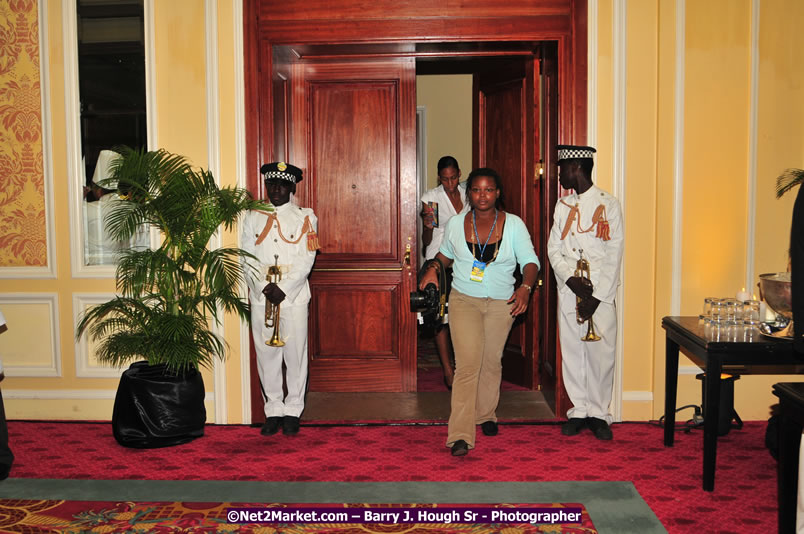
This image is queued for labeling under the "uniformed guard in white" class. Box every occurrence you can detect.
[241,162,319,436]
[547,145,624,440]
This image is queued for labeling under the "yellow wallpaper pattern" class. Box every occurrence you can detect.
[0,0,46,267]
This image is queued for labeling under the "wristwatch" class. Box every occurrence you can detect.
[521,283,532,293]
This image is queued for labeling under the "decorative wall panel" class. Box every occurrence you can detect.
[73,293,124,378]
[0,294,60,376]
[0,0,47,267]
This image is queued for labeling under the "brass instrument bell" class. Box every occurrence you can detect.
[574,250,601,342]
[265,254,285,347]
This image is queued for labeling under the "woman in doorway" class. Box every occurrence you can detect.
[419,168,539,456]
[420,156,469,389]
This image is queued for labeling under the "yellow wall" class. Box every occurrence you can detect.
[2,0,803,423]
[594,0,804,421]
[415,75,473,189]
[0,0,232,422]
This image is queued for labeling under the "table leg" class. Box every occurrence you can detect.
[702,356,722,491]
[664,336,679,447]
[777,401,803,533]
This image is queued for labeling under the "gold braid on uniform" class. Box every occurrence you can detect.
[255,212,321,251]
[559,199,611,241]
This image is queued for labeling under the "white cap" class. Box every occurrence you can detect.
[92,150,121,188]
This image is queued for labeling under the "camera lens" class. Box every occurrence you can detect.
[410,290,426,312]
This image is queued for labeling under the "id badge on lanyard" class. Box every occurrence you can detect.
[470,260,486,282]
[469,209,498,284]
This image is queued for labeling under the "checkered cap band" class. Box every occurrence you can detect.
[557,147,595,161]
[262,170,297,183]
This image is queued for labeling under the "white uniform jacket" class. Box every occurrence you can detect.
[547,185,624,304]
[240,202,318,306]
[420,183,469,261]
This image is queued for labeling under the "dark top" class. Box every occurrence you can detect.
[466,241,499,263]
[792,185,804,353]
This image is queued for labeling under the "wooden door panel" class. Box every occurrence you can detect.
[307,360,404,392]
[474,58,538,391]
[311,82,397,257]
[294,58,417,392]
[483,83,525,219]
[312,284,397,358]
[481,81,528,377]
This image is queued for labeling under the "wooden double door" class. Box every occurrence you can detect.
[244,0,590,422]
[251,47,558,400]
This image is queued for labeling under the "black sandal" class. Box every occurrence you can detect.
[450,439,469,456]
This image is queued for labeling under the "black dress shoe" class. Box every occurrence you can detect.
[283,416,300,435]
[561,417,587,436]
[450,439,469,456]
[0,464,10,481]
[480,421,498,436]
[260,417,282,436]
[587,417,613,440]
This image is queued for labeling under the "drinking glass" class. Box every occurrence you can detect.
[725,320,740,342]
[707,319,726,341]
[703,297,718,318]
[743,320,761,342]
[723,299,740,321]
[743,300,761,322]
[710,301,726,322]
[703,317,713,338]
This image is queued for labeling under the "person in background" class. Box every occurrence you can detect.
[0,309,13,480]
[84,150,125,265]
[419,167,540,456]
[547,145,624,441]
[420,156,470,389]
[241,162,319,437]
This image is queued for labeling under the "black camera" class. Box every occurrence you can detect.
[410,259,447,330]
[410,283,439,314]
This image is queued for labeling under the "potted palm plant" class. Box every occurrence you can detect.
[76,147,271,448]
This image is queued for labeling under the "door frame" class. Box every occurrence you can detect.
[243,0,588,421]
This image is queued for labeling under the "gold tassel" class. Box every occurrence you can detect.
[596,220,610,241]
[306,230,320,251]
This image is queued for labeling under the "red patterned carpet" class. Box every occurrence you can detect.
[7,420,777,533]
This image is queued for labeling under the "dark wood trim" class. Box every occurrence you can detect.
[244,0,260,195]
[243,0,263,423]
[243,0,588,421]
[256,17,571,44]
[256,0,571,21]
[571,0,588,143]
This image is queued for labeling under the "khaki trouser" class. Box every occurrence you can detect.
[446,291,516,448]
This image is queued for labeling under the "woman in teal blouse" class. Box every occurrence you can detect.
[419,168,540,456]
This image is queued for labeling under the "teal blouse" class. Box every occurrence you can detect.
[439,211,540,299]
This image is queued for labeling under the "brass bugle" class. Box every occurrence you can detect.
[265,254,285,347]
[575,250,601,342]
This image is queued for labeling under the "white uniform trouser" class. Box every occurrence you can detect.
[250,300,309,418]
[557,289,616,424]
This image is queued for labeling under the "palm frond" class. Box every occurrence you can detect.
[776,168,804,199]
[77,147,265,371]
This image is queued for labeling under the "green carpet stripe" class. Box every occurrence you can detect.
[0,479,665,534]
